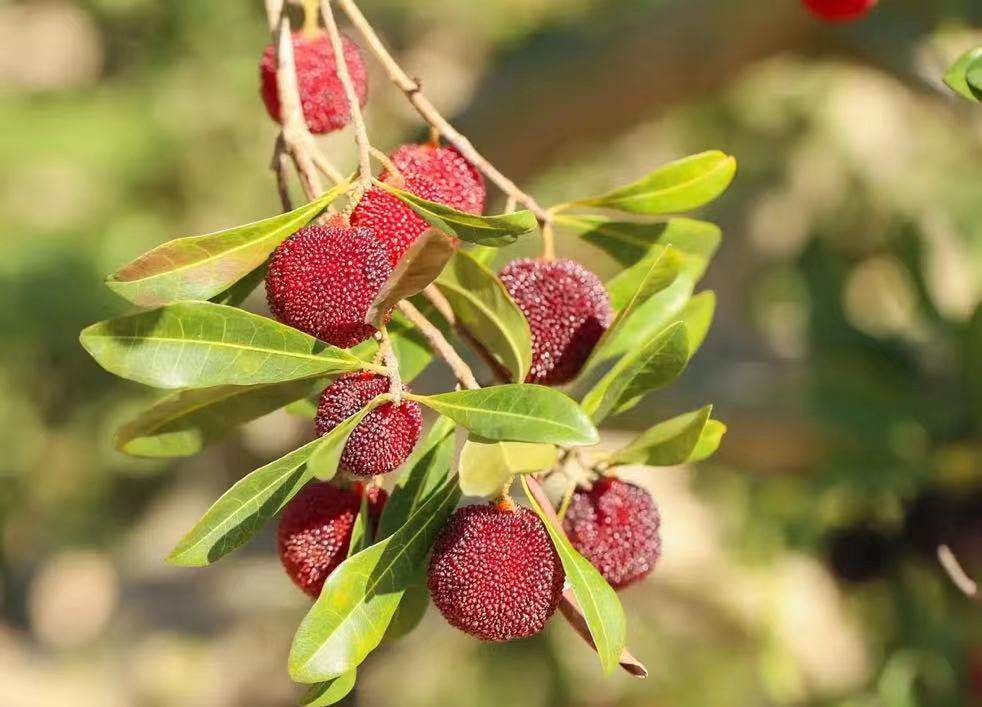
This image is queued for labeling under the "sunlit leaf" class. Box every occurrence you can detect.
[434,250,532,382]
[943,46,982,102]
[409,385,598,447]
[80,302,367,389]
[300,670,357,706]
[608,405,713,467]
[687,419,726,462]
[458,437,558,497]
[106,181,349,307]
[374,180,537,246]
[678,290,715,356]
[289,477,461,682]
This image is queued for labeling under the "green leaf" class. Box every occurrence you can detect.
[520,476,625,675]
[80,301,368,389]
[678,290,715,356]
[307,396,388,480]
[599,274,695,364]
[210,262,268,307]
[468,244,499,267]
[374,179,537,246]
[289,476,461,683]
[365,230,455,328]
[382,582,429,643]
[582,322,690,423]
[434,250,532,382]
[116,378,324,458]
[458,437,558,497]
[608,405,713,467]
[943,46,982,102]
[167,403,376,567]
[106,182,349,307]
[300,670,357,707]
[377,416,456,539]
[557,215,721,276]
[562,151,736,215]
[577,246,682,381]
[688,419,726,463]
[409,385,598,447]
[347,493,372,557]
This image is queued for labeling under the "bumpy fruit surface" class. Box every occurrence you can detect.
[315,372,423,476]
[802,0,876,21]
[278,481,388,598]
[428,503,565,642]
[499,258,613,385]
[350,144,485,267]
[259,31,368,134]
[563,478,661,589]
[265,224,391,349]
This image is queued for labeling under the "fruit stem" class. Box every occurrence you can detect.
[302,0,320,37]
[335,0,552,224]
[398,300,480,390]
[541,220,556,260]
[556,478,576,522]
[320,0,374,192]
[377,325,403,404]
[369,146,405,187]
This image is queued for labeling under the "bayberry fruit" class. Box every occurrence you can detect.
[802,0,876,21]
[499,258,613,385]
[563,478,661,589]
[428,503,565,642]
[259,31,368,134]
[350,143,485,267]
[265,224,391,349]
[278,481,388,597]
[314,372,423,476]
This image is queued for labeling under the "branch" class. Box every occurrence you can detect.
[398,300,480,390]
[335,0,551,224]
[320,0,373,191]
[938,544,979,600]
[377,326,403,404]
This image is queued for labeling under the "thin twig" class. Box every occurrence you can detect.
[335,0,550,224]
[398,300,480,390]
[541,220,556,260]
[321,0,373,192]
[270,133,293,211]
[938,545,979,600]
[377,326,403,404]
[369,146,404,184]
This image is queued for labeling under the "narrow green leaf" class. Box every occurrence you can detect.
[106,181,349,307]
[80,301,367,389]
[377,416,456,539]
[678,290,715,356]
[347,493,372,557]
[365,230,455,327]
[289,477,461,683]
[300,670,357,707]
[210,261,268,307]
[382,582,429,643]
[520,476,625,675]
[599,275,695,364]
[688,419,726,462]
[563,151,736,215]
[409,385,598,447]
[167,404,375,567]
[557,215,721,276]
[116,378,324,458]
[943,46,982,102]
[608,405,713,467]
[307,397,387,480]
[458,437,558,497]
[434,250,532,382]
[577,247,682,381]
[582,322,690,423]
[468,244,499,267]
[374,179,537,246]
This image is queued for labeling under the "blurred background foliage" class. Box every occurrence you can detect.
[1,0,981,705]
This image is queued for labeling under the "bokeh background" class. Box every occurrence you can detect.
[2,0,981,705]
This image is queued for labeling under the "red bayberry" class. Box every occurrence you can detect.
[259,31,368,134]
[265,224,392,349]
[802,0,876,21]
[563,478,661,589]
[314,372,423,476]
[428,503,565,642]
[278,481,388,598]
[498,258,613,385]
[350,144,485,267]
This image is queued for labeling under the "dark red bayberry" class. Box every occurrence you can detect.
[428,503,565,642]
[260,32,368,134]
[278,481,388,597]
[499,258,613,385]
[802,0,876,21]
[563,478,661,589]
[350,143,485,267]
[265,224,391,349]
[315,372,423,476]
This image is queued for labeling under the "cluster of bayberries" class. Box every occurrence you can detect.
[261,29,662,641]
